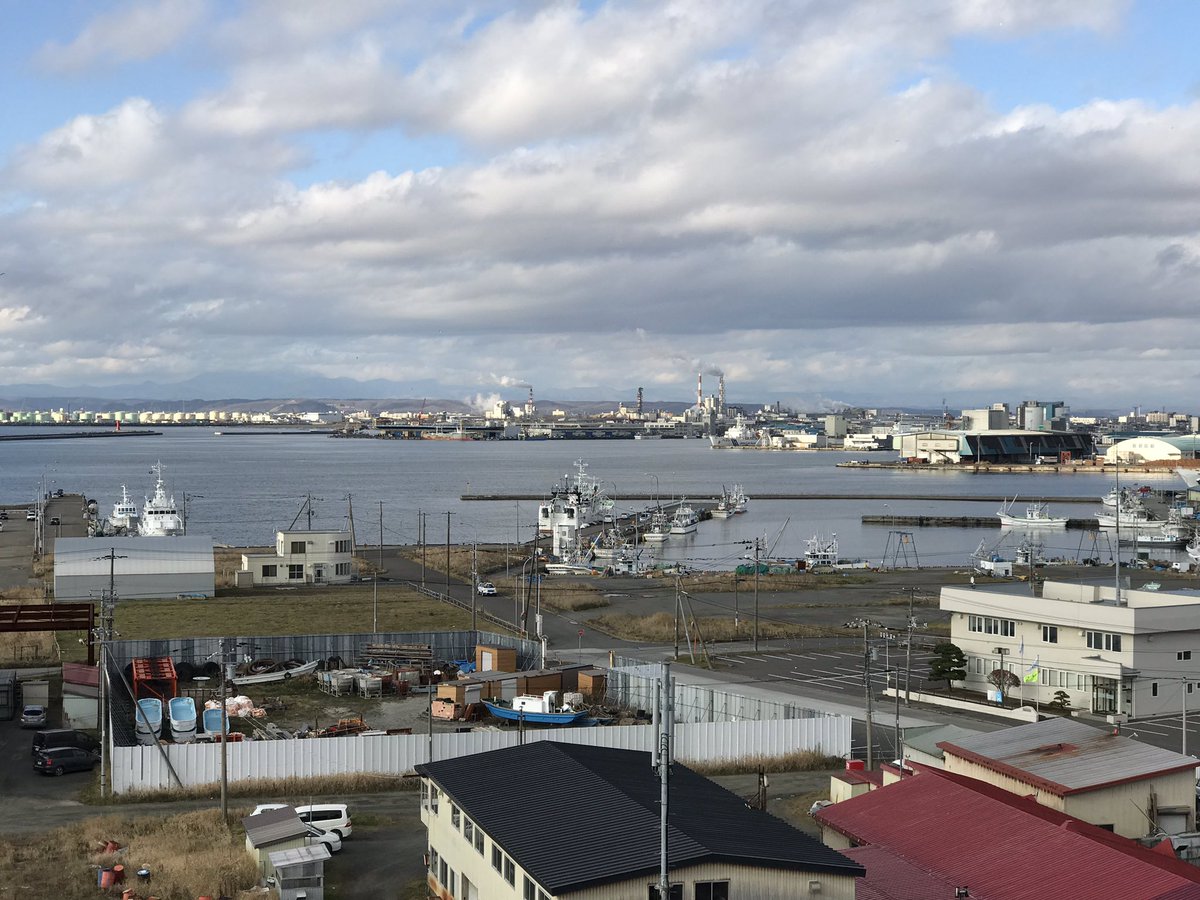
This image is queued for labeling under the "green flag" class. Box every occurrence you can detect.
[1023,658,1039,684]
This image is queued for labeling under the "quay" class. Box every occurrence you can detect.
[862,514,1098,530]
[837,461,1172,475]
[463,493,1102,504]
[0,429,161,441]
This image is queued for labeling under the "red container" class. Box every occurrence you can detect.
[845,759,865,772]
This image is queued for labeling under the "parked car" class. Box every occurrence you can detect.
[32,729,98,757]
[20,705,47,728]
[0,509,8,519]
[25,509,36,521]
[253,802,353,839]
[33,746,98,776]
[477,582,496,595]
[49,516,60,526]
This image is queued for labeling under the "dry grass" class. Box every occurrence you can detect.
[395,545,520,582]
[586,611,843,643]
[676,571,876,592]
[91,772,415,805]
[685,750,843,775]
[535,584,611,612]
[0,591,60,666]
[0,809,257,900]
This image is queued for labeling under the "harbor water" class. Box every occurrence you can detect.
[0,427,1186,569]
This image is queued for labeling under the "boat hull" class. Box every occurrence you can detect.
[135,698,162,745]
[483,700,588,725]
[231,659,319,686]
[169,697,197,743]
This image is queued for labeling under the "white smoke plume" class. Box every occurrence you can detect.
[466,392,503,411]
[691,360,724,377]
[489,373,531,388]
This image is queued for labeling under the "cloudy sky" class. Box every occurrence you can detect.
[1,1,1198,409]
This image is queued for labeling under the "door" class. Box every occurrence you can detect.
[313,565,325,584]
[1092,677,1117,714]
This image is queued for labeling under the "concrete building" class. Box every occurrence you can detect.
[240,530,354,586]
[896,429,1092,464]
[52,536,215,601]
[942,580,1200,719]
[417,742,863,900]
[939,718,1198,838]
[960,407,1009,431]
[1106,434,1200,463]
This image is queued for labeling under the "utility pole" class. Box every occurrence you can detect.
[419,510,426,587]
[95,547,125,799]
[904,588,916,705]
[219,637,229,821]
[471,539,478,633]
[847,617,878,769]
[674,574,681,659]
[753,538,761,651]
[373,501,382,633]
[445,512,451,594]
[656,662,673,900]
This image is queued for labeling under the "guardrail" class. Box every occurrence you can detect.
[406,582,519,633]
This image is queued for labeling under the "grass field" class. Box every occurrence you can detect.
[586,611,843,643]
[0,591,59,666]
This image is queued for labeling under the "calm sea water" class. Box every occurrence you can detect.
[0,427,1183,568]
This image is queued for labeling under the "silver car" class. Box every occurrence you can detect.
[20,705,47,729]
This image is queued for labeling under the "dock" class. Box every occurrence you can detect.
[464,493,1102,504]
[862,515,1098,530]
[0,430,161,441]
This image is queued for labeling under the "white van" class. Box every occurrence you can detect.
[254,802,353,839]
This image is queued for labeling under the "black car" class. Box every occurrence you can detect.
[31,729,99,757]
[33,746,98,776]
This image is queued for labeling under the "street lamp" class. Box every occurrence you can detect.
[427,669,443,763]
[643,473,660,508]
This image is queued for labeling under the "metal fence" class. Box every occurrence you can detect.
[606,663,838,724]
[108,715,850,794]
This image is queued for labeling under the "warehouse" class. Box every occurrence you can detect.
[53,536,215,601]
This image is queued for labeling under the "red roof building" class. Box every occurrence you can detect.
[814,766,1200,899]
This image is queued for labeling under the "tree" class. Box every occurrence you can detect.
[987,668,1020,699]
[928,642,967,695]
[1048,690,1072,712]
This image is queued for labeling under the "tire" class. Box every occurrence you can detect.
[332,829,345,840]
[53,766,64,776]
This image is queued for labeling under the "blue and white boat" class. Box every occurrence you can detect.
[135,698,162,745]
[169,696,197,743]
[483,691,588,726]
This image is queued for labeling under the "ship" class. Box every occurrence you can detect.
[996,498,1068,528]
[537,459,611,536]
[668,501,699,535]
[140,462,185,536]
[106,485,140,534]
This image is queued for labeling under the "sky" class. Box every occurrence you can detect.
[1,0,1200,410]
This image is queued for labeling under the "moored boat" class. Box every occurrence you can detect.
[997,498,1068,528]
[641,509,670,543]
[231,659,319,686]
[140,462,184,536]
[669,501,699,535]
[107,485,140,534]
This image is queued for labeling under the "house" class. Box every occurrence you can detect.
[938,717,1197,838]
[243,806,314,881]
[417,741,864,900]
[815,766,1200,900]
[240,530,355,586]
[941,579,1200,718]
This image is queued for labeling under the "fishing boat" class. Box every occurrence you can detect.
[590,528,638,561]
[544,548,605,576]
[537,459,609,536]
[169,696,197,743]
[231,659,319,686]
[135,698,162,745]
[731,484,748,514]
[641,509,671,543]
[1132,526,1188,548]
[483,691,589,726]
[669,501,699,535]
[710,488,735,519]
[996,498,1068,528]
[202,707,228,736]
[107,485,140,534]
[140,462,184,536]
[802,533,869,570]
[1095,495,1179,536]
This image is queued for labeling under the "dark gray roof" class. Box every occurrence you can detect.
[243,806,309,847]
[417,742,863,894]
[939,718,1198,795]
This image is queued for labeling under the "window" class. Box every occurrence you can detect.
[474,828,484,855]
[492,846,502,873]
[695,882,730,900]
[1086,631,1122,652]
[968,615,1015,636]
[335,539,351,553]
[1190,683,1195,695]
[504,857,515,886]
[450,804,460,829]
[288,564,304,580]
[290,540,306,554]
[647,886,683,900]
[335,562,350,576]
[439,859,447,888]
[524,876,537,900]
[1042,625,1058,643]
[463,819,473,844]
[1153,682,1159,697]
[261,564,277,578]
[428,847,438,874]
[430,786,439,814]
[1180,651,1192,661]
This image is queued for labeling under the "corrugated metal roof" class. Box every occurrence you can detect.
[842,845,965,900]
[243,806,309,847]
[938,718,1197,795]
[268,844,331,868]
[418,742,863,894]
[54,537,215,576]
[815,768,1200,900]
[902,723,979,760]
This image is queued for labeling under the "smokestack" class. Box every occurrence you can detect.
[697,373,703,410]
[718,375,725,417]
[525,386,535,417]
[637,387,644,416]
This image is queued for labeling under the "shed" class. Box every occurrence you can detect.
[243,806,311,880]
[474,645,516,672]
[268,844,330,900]
[53,536,215,601]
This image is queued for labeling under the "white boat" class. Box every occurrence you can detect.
[140,462,184,536]
[709,416,757,449]
[590,528,642,561]
[544,547,605,576]
[230,659,320,686]
[538,459,609,536]
[642,510,670,543]
[107,485,140,534]
[731,484,748,514]
[1187,535,1200,563]
[1094,495,1181,536]
[668,501,699,535]
[710,487,735,519]
[169,696,197,743]
[1132,526,1188,548]
[803,533,869,571]
[997,498,1068,528]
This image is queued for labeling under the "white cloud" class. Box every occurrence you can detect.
[37,0,206,72]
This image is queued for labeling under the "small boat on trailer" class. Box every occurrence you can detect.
[169,696,197,743]
[231,659,319,686]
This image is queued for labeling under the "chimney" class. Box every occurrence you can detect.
[697,373,703,409]
[718,375,726,416]
[636,387,644,416]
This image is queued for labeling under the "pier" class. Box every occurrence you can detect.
[463,493,1102,504]
[862,514,1099,530]
[0,429,161,441]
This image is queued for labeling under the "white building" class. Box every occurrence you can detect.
[1105,435,1200,463]
[240,530,355,586]
[942,580,1200,719]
